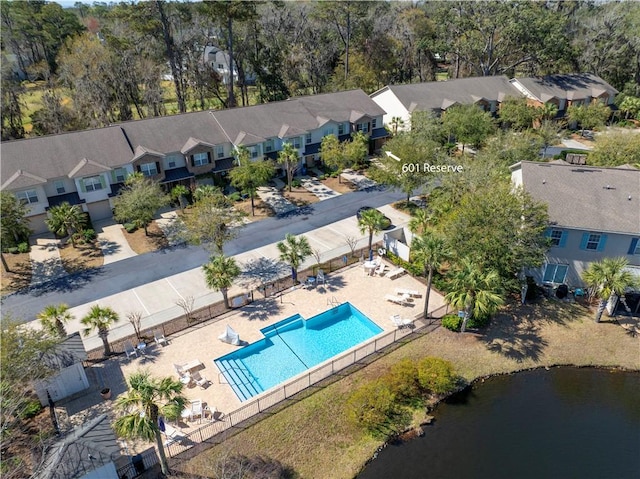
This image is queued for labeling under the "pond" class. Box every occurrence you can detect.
[357,367,640,479]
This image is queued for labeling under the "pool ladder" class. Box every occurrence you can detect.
[327,296,339,307]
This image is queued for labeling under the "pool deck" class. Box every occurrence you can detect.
[117,261,446,435]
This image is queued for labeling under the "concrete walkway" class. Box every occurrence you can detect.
[341,169,378,190]
[256,186,297,215]
[300,176,341,201]
[155,210,185,247]
[94,220,138,265]
[561,138,593,150]
[29,234,67,286]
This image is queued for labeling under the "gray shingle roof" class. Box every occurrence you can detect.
[1,127,133,188]
[372,76,521,112]
[512,73,618,103]
[516,161,640,235]
[1,89,384,189]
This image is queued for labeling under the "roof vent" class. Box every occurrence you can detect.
[603,185,615,190]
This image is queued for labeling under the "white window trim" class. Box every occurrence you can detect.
[543,263,568,284]
[115,169,127,182]
[84,176,103,192]
[17,189,38,204]
[217,146,225,159]
[54,181,66,195]
[338,123,345,135]
[550,229,563,247]
[193,152,209,167]
[140,163,158,176]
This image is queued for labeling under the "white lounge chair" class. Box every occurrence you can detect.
[191,371,210,389]
[124,342,137,359]
[218,324,241,346]
[385,294,409,306]
[387,267,406,280]
[395,288,421,298]
[154,330,169,346]
[375,262,386,276]
[317,270,326,285]
[163,423,184,446]
[390,314,413,329]
[190,399,203,422]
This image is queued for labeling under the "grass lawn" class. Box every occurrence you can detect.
[122,221,169,255]
[180,300,639,479]
[0,253,32,295]
[58,241,103,273]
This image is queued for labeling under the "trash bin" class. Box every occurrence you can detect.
[132,454,145,474]
[556,284,569,299]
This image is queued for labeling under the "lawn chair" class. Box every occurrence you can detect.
[190,399,203,422]
[317,270,326,285]
[191,371,210,389]
[124,342,138,359]
[389,314,413,329]
[154,330,169,346]
[387,267,406,280]
[385,294,409,306]
[375,262,386,276]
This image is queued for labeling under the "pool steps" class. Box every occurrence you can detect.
[215,358,261,401]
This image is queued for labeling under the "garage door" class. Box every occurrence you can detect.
[87,200,113,223]
[27,213,49,235]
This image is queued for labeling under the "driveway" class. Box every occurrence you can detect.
[29,234,67,286]
[94,219,137,265]
[300,176,340,201]
[340,169,378,190]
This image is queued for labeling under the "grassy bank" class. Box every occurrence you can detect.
[179,300,639,478]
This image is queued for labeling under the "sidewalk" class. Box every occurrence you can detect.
[300,176,340,201]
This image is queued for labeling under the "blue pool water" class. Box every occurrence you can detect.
[214,302,382,401]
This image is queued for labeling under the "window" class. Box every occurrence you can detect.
[549,229,563,247]
[627,238,640,255]
[249,146,258,158]
[323,127,333,137]
[114,168,127,182]
[543,263,568,284]
[357,122,369,133]
[291,137,301,149]
[264,140,274,153]
[192,152,210,167]
[305,133,312,145]
[217,145,225,159]
[54,181,65,195]
[168,160,176,169]
[372,118,377,128]
[586,233,601,251]
[217,63,224,70]
[140,163,158,177]
[16,189,38,204]
[338,123,345,135]
[84,176,103,192]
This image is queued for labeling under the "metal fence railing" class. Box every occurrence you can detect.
[164,305,447,463]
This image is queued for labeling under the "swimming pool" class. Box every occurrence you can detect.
[214,302,382,401]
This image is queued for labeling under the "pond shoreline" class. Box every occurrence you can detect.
[358,362,640,473]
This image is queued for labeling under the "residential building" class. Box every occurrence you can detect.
[1,90,387,233]
[370,75,522,129]
[510,73,618,116]
[510,160,640,288]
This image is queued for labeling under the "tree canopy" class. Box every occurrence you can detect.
[112,174,169,236]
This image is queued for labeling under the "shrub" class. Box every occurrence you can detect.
[291,179,302,188]
[385,251,422,277]
[346,381,397,434]
[467,312,491,329]
[330,172,339,178]
[19,399,42,419]
[554,149,590,160]
[228,192,242,202]
[385,359,421,404]
[82,229,96,242]
[123,223,137,233]
[7,247,19,254]
[416,357,458,395]
[17,242,30,254]
[441,314,462,332]
[319,174,327,180]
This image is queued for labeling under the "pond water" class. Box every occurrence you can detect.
[357,367,640,479]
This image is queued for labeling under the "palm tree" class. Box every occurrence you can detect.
[358,209,386,259]
[81,305,120,356]
[536,102,558,122]
[408,208,433,234]
[445,258,504,333]
[411,231,450,318]
[170,184,189,212]
[113,371,187,476]
[38,303,73,338]
[45,202,86,247]
[202,255,241,309]
[536,120,561,158]
[277,142,299,192]
[582,257,637,323]
[277,233,312,283]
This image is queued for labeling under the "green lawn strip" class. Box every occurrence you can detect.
[178,300,639,478]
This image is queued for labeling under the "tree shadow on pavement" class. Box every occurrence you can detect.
[25,267,105,297]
